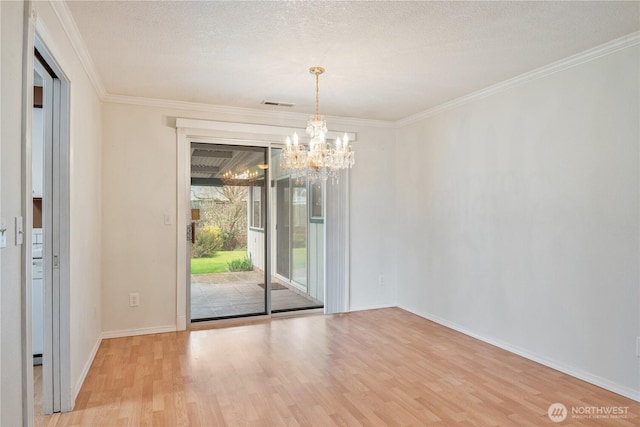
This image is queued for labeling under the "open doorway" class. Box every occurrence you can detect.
[30,42,72,420]
[32,57,47,421]
[189,144,268,320]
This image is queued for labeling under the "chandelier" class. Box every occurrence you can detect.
[221,168,261,186]
[281,67,355,181]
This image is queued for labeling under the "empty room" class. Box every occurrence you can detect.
[1,1,639,426]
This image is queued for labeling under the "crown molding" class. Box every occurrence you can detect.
[396,31,640,127]
[49,0,106,98]
[175,118,357,142]
[103,93,396,129]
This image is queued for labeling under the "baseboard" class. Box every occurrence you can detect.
[349,303,396,312]
[101,325,177,339]
[72,336,101,404]
[398,304,640,403]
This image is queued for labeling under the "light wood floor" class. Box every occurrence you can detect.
[38,308,638,426]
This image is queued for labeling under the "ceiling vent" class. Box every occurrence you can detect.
[261,100,296,108]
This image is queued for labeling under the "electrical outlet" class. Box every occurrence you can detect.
[129,293,139,307]
[636,337,640,357]
[164,214,172,225]
[378,274,384,286]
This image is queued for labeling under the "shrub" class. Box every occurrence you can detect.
[227,255,252,272]
[192,225,223,258]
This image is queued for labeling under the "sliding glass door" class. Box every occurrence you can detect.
[271,148,324,312]
[189,143,267,321]
[291,178,308,288]
[188,144,324,321]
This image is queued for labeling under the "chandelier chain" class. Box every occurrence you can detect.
[315,72,320,120]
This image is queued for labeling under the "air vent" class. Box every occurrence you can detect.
[261,100,296,107]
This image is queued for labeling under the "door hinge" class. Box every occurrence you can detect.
[53,255,59,268]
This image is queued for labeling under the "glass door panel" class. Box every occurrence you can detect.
[291,178,308,288]
[270,147,323,313]
[190,143,267,321]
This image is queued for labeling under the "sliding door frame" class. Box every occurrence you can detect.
[22,6,73,422]
[177,133,274,328]
[188,142,270,322]
[175,118,355,329]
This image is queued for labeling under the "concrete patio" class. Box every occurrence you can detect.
[191,271,322,320]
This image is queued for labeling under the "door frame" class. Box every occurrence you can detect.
[175,118,354,329]
[188,142,271,322]
[272,175,313,294]
[177,131,274,328]
[22,7,73,422]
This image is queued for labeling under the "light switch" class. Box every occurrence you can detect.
[15,216,23,245]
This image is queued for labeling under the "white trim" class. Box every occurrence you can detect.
[272,308,324,318]
[176,118,357,143]
[101,325,177,340]
[106,94,394,129]
[72,336,101,402]
[398,304,640,403]
[28,15,74,415]
[176,314,187,331]
[349,303,396,312]
[190,315,271,329]
[32,9,70,81]
[48,0,105,98]
[0,0,3,417]
[397,31,640,127]
[176,128,188,330]
[21,4,37,425]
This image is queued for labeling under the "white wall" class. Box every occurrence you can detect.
[395,45,639,399]
[1,2,26,425]
[247,227,265,272]
[348,124,398,311]
[101,102,397,333]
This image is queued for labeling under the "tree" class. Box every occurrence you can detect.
[191,185,248,251]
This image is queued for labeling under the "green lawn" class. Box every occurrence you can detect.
[191,250,247,274]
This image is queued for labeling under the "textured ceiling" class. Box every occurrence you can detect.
[67,1,639,121]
